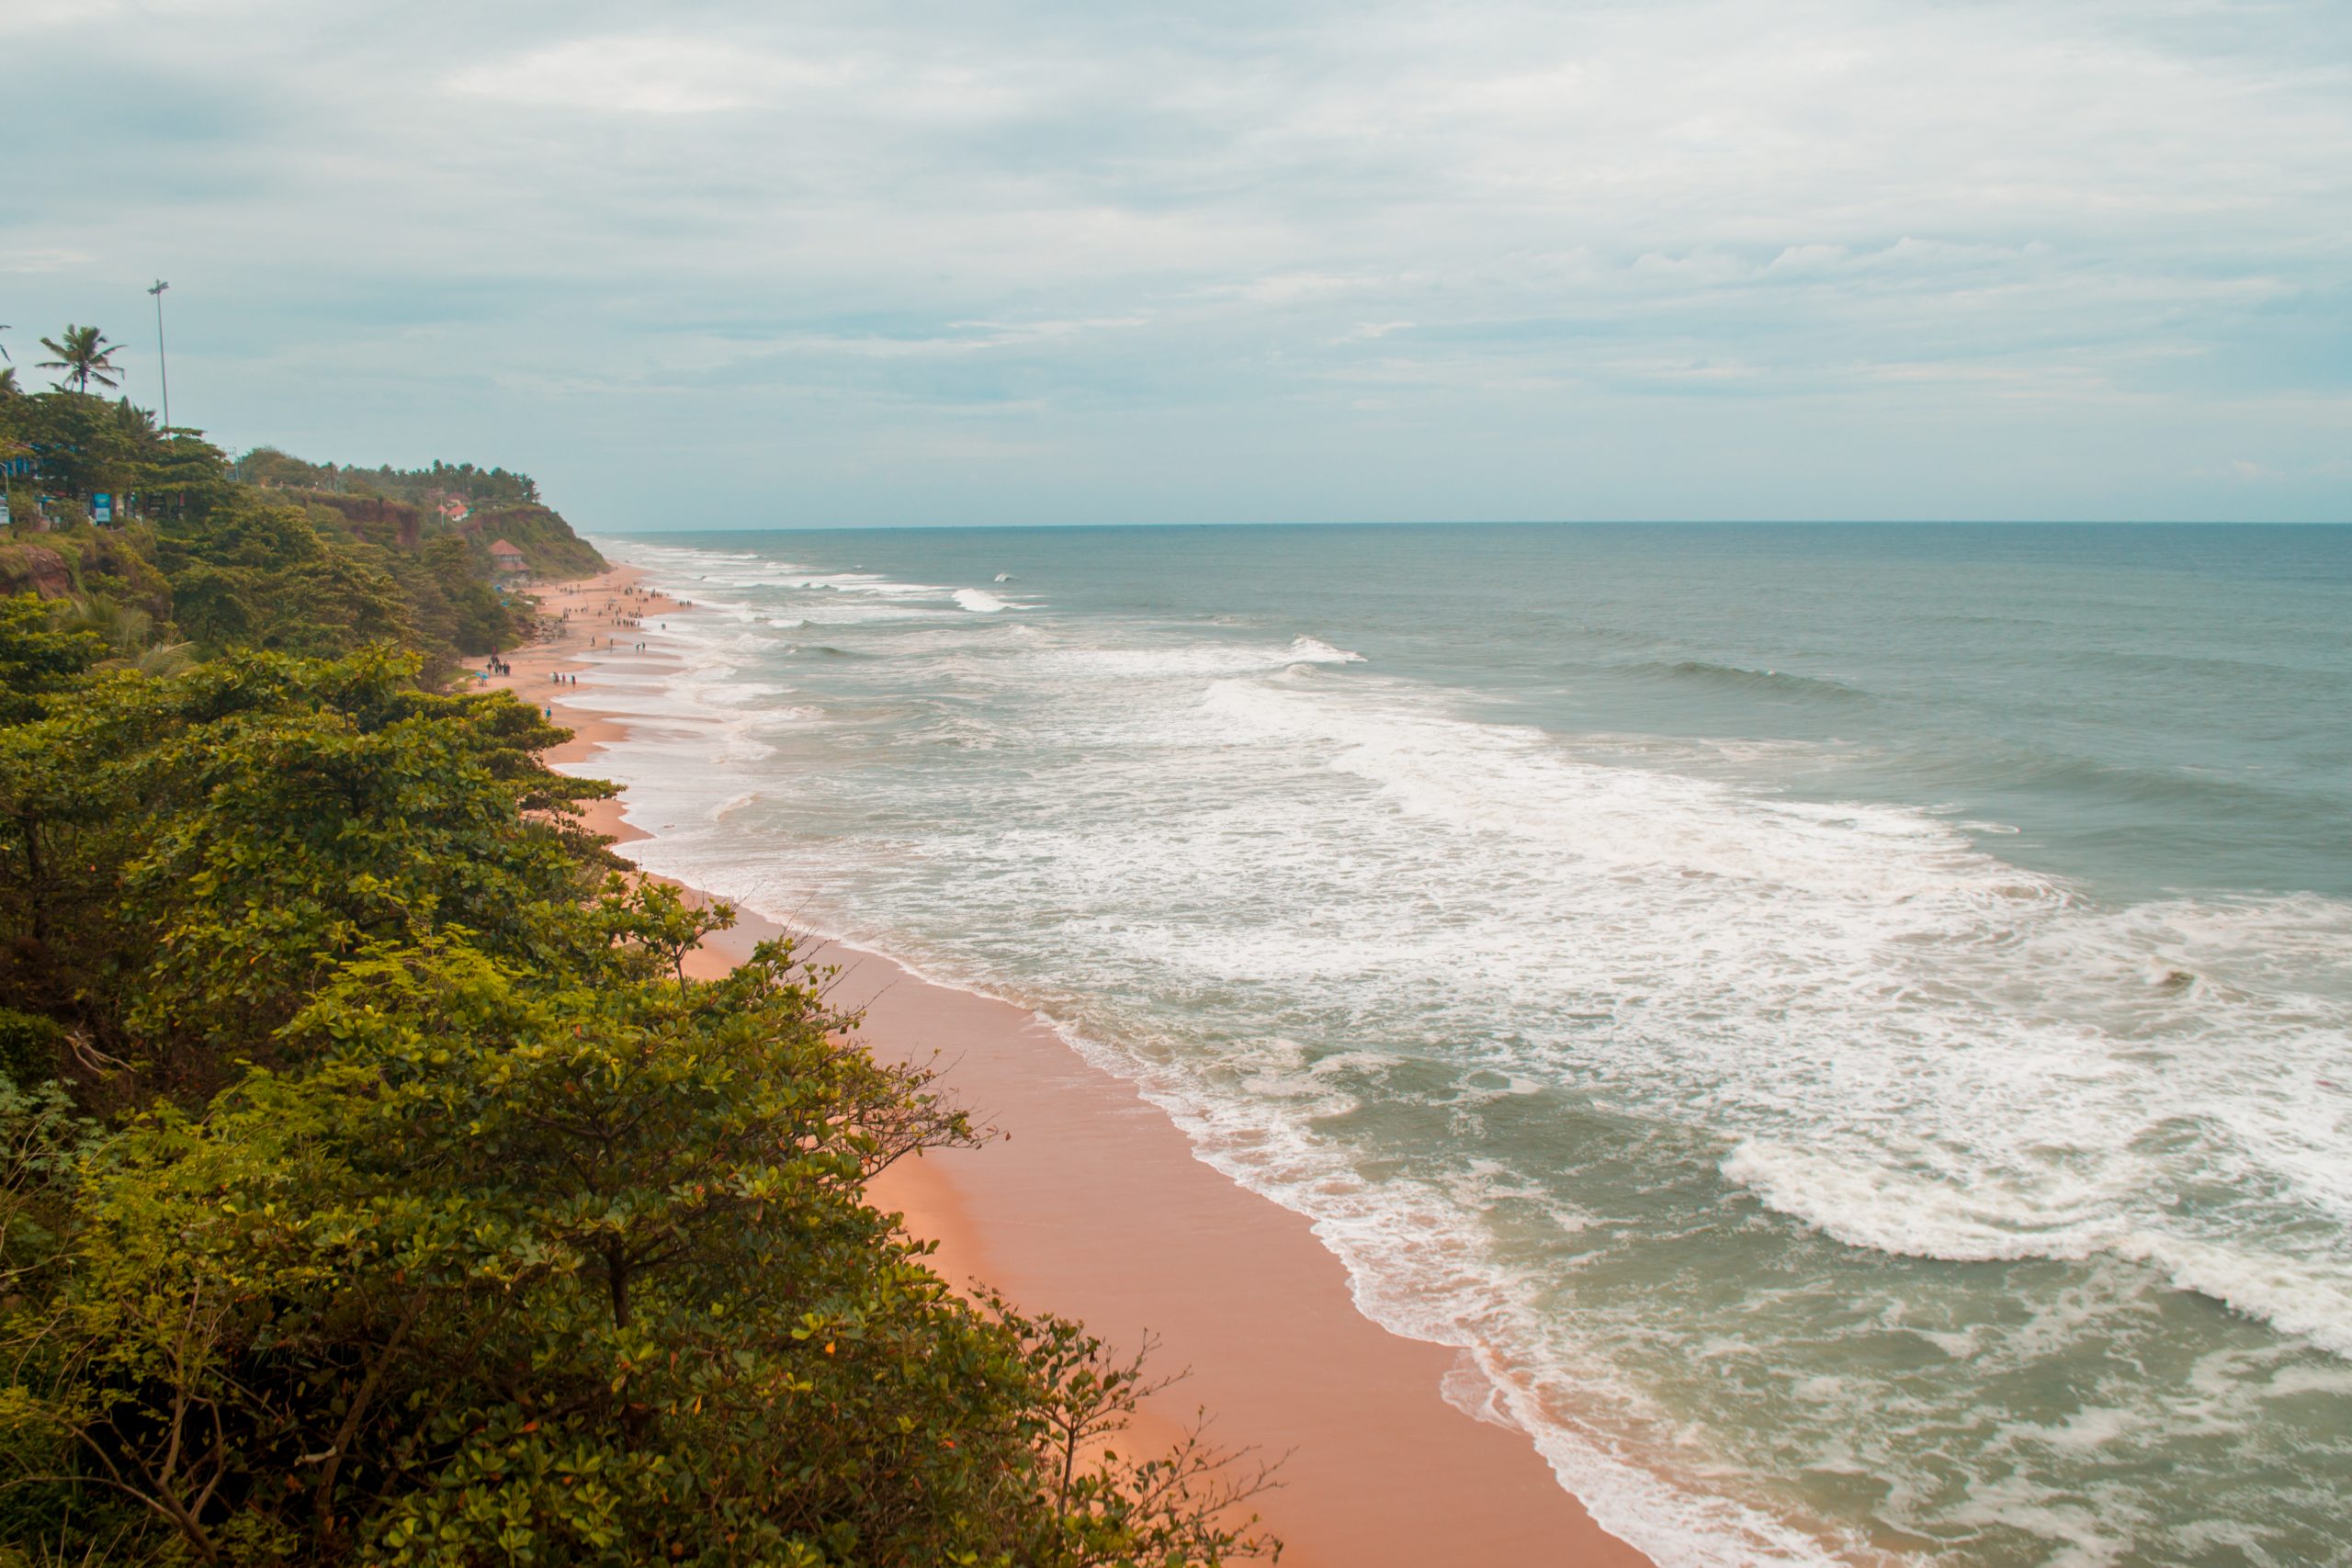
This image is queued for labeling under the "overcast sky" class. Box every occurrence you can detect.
[6,0,2348,527]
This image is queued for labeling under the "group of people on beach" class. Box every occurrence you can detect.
[509,573,695,695]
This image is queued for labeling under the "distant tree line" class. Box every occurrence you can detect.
[234,450,543,510]
[0,359,605,667]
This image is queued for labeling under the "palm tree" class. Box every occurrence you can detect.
[37,324,123,394]
[0,367,18,399]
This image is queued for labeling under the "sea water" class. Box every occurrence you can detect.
[570,524,2351,1568]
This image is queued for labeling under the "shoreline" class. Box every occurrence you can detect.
[483,566,1655,1568]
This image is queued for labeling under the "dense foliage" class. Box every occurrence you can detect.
[0,390,1274,1564]
[232,452,542,512]
[0,389,600,670]
[222,453,602,589]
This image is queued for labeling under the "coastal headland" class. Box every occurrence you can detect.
[487,566,1654,1568]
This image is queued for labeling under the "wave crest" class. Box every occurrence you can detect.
[1632,659,1866,703]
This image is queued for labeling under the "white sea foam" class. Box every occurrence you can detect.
[1187,678,2352,1343]
[1287,635,1366,663]
[954,587,1010,613]
[1020,637,1362,682]
[573,541,2352,1568]
[1022,1015,1886,1568]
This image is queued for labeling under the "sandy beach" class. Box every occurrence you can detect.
[481,567,1653,1568]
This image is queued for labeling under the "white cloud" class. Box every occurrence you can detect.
[1767,245,1850,275]
[775,317,1155,358]
[446,35,834,116]
[0,247,93,275]
[1631,253,1753,285]
[1200,273,1394,307]
[1604,356,1766,385]
[2188,458,2280,483]
[7,0,2347,522]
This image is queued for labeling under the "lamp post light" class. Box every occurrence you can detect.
[147,280,171,431]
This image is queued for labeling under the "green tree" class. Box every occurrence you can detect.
[0,597,104,725]
[3,389,145,499]
[0,648,613,1093]
[36,326,122,395]
[3,927,1272,1565]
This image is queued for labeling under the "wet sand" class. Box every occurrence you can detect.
[481,567,1653,1568]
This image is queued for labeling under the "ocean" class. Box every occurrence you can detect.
[570,523,2351,1568]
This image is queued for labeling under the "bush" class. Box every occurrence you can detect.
[0,643,1277,1564]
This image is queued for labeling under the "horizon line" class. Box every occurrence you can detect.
[594,517,2352,535]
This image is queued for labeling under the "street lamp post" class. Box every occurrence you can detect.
[147,280,171,431]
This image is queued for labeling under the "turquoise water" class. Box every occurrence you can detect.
[577,524,2351,1567]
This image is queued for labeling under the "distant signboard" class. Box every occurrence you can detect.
[92,492,113,525]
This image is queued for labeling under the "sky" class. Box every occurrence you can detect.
[6,0,2349,528]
